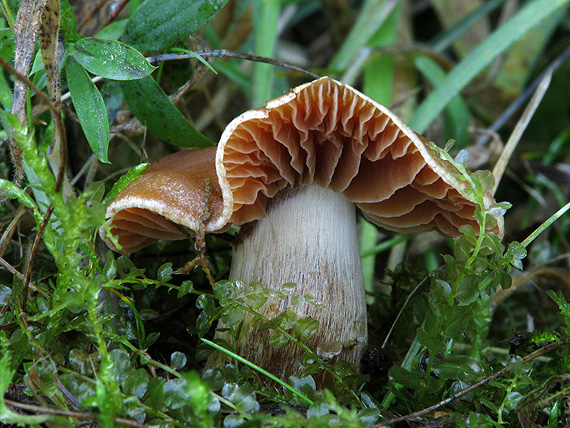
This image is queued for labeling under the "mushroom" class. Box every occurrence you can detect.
[101,77,504,387]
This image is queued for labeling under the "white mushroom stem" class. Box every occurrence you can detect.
[209,185,368,385]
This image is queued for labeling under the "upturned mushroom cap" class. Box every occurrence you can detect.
[102,76,503,253]
[214,76,503,236]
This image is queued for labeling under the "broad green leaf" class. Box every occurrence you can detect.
[177,280,194,298]
[66,56,110,163]
[110,349,131,383]
[258,310,297,331]
[409,0,570,134]
[72,38,156,80]
[120,75,213,147]
[455,276,480,306]
[221,306,244,327]
[0,284,12,305]
[122,0,229,51]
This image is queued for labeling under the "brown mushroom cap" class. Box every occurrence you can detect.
[214,76,503,237]
[102,147,225,254]
[102,77,503,254]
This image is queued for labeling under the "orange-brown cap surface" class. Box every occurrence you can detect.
[215,76,504,237]
[102,77,504,254]
[101,147,225,254]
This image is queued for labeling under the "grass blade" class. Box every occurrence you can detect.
[251,0,279,108]
[429,0,504,54]
[521,201,570,249]
[408,0,570,134]
[329,0,399,72]
[201,338,314,405]
[492,72,552,195]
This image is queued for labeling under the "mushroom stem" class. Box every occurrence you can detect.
[208,184,368,386]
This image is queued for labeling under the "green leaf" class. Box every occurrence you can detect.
[110,349,131,383]
[409,0,570,134]
[0,354,49,425]
[0,27,15,57]
[102,163,150,206]
[329,0,399,72]
[432,355,484,382]
[416,327,444,352]
[251,0,280,108]
[388,366,424,390]
[60,0,81,42]
[0,179,40,219]
[221,306,244,327]
[259,310,297,331]
[442,307,473,338]
[66,56,110,163]
[144,332,161,348]
[157,262,173,282]
[455,276,480,306]
[429,0,504,54]
[0,285,12,305]
[177,280,194,298]
[71,38,156,80]
[120,76,213,147]
[163,378,189,410]
[122,0,229,51]
[288,375,317,400]
[293,317,319,343]
[0,67,13,111]
[96,19,129,40]
[269,332,289,348]
[170,351,187,370]
[123,368,149,398]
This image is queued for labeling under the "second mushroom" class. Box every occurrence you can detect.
[101,77,504,387]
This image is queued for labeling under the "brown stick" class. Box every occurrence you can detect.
[146,49,321,80]
[0,56,67,192]
[375,342,561,427]
[4,398,147,428]
[21,204,54,312]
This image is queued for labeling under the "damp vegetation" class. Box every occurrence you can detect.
[1,1,570,427]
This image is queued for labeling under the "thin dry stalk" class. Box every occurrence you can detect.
[376,342,560,427]
[491,71,552,195]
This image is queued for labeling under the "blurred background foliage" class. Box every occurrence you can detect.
[1,0,570,426]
